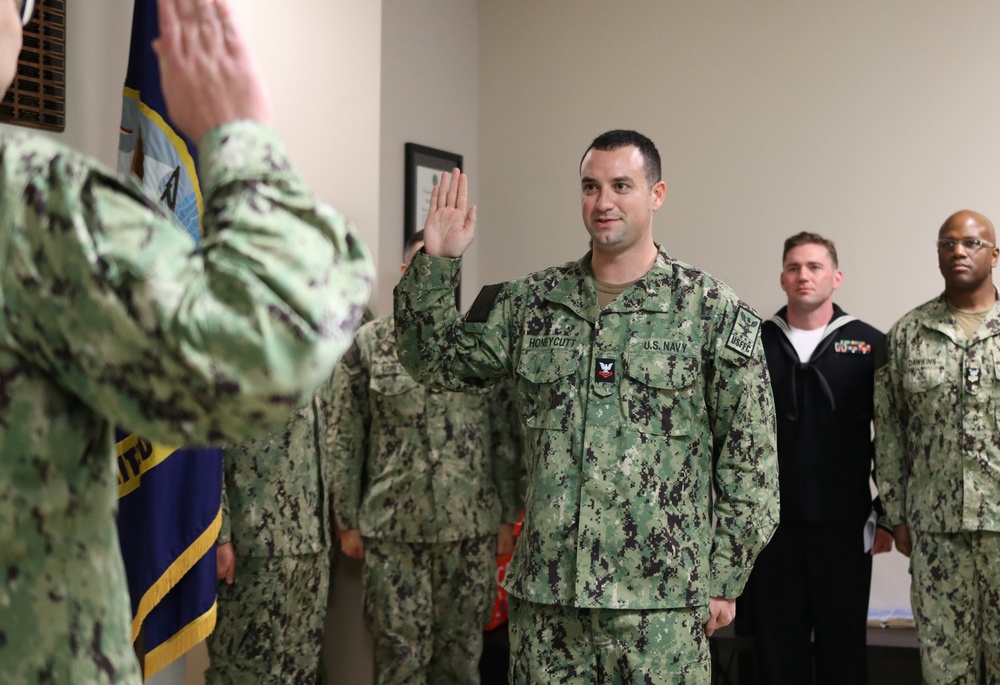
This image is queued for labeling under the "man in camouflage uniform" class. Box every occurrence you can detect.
[205,376,336,684]
[875,209,1000,684]
[0,1,373,683]
[393,130,779,684]
[206,307,373,684]
[330,231,523,685]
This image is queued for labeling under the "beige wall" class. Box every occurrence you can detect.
[53,0,382,264]
[478,0,1000,326]
[474,0,1000,612]
[376,0,480,315]
[238,0,382,265]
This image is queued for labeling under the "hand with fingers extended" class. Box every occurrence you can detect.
[152,0,272,143]
[422,168,477,259]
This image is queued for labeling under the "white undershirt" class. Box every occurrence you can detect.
[787,325,825,363]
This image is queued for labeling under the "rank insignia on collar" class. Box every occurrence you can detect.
[834,340,872,354]
[595,358,616,383]
[966,367,981,393]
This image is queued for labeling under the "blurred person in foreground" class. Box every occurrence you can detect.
[0,0,373,682]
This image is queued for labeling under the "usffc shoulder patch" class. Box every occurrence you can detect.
[725,306,761,359]
[466,283,505,324]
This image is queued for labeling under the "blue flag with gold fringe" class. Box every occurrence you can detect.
[115,0,221,678]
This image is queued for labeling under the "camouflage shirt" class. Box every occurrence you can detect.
[874,294,1000,533]
[329,315,522,541]
[394,248,779,610]
[220,389,332,557]
[0,122,373,684]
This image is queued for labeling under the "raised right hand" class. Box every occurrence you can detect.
[153,0,272,143]
[422,169,477,259]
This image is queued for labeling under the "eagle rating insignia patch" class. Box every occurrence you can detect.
[966,367,981,393]
[725,307,761,358]
[595,358,616,383]
[834,340,872,354]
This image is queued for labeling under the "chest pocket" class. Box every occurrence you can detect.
[516,348,579,430]
[902,362,948,394]
[369,361,421,397]
[622,352,700,435]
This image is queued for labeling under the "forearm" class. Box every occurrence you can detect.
[328,359,369,531]
[394,250,505,390]
[709,360,779,597]
[218,466,232,544]
[490,382,525,521]
[330,451,364,531]
[873,367,908,525]
[18,122,374,445]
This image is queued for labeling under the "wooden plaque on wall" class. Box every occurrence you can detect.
[0,0,67,132]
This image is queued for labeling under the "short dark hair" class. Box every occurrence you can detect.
[404,230,425,263]
[581,130,661,187]
[782,231,838,268]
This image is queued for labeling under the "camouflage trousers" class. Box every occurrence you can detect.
[911,530,1000,685]
[204,552,330,685]
[508,596,711,684]
[363,536,495,685]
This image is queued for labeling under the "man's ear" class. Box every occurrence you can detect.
[651,180,666,211]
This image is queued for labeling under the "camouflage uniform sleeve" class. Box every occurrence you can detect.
[218,453,232,545]
[869,334,893,532]
[489,378,526,523]
[328,340,370,531]
[314,369,335,477]
[706,300,780,599]
[873,324,908,526]
[393,250,508,390]
[2,121,373,446]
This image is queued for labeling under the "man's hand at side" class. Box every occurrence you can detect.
[704,597,735,636]
[893,524,912,557]
[216,541,235,585]
[872,527,894,555]
[340,529,365,560]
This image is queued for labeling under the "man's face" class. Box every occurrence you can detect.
[779,243,842,311]
[580,146,665,256]
[0,0,23,96]
[937,215,998,293]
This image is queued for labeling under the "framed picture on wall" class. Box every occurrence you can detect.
[404,143,464,308]
[404,143,463,244]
